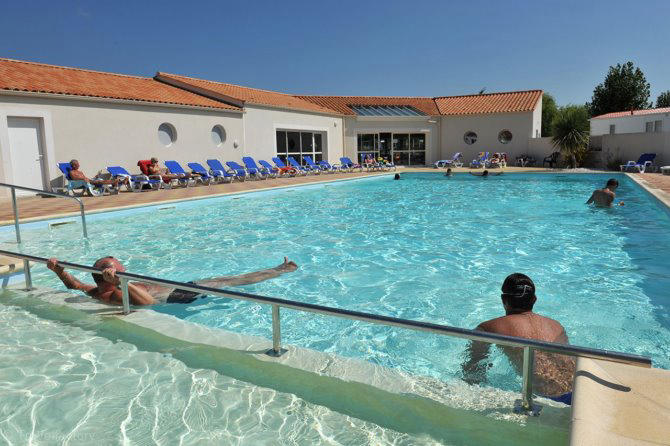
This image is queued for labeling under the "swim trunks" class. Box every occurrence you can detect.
[166,281,203,304]
[546,392,572,405]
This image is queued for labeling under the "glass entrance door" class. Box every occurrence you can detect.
[357,132,426,166]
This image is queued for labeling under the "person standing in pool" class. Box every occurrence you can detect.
[462,273,575,404]
[586,178,624,207]
[47,256,298,305]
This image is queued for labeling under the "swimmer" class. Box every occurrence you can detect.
[394,173,401,180]
[445,168,453,177]
[586,178,624,207]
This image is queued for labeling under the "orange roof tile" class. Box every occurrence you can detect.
[433,90,542,115]
[156,73,340,115]
[591,107,670,119]
[296,96,440,115]
[0,58,240,111]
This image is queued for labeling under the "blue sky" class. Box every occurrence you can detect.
[1,0,669,106]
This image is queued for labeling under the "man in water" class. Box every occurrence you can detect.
[445,168,453,177]
[586,178,624,207]
[462,273,575,404]
[469,170,502,177]
[47,256,298,305]
[394,173,401,180]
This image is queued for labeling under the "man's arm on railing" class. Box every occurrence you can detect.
[47,258,95,293]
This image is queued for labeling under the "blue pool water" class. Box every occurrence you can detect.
[3,173,670,393]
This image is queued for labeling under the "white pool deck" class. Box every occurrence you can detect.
[2,169,670,444]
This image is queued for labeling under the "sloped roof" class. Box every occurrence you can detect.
[433,90,543,115]
[296,96,440,116]
[155,72,339,115]
[0,58,240,111]
[591,107,670,120]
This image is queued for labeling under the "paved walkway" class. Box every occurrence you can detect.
[0,171,387,225]
[632,172,670,195]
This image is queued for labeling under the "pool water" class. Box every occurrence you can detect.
[3,173,670,394]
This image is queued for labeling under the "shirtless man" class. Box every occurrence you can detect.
[462,273,575,404]
[148,157,193,182]
[586,178,624,207]
[47,256,298,306]
[69,159,127,191]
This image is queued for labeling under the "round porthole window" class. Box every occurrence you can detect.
[464,131,477,145]
[211,125,226,146]
[498,130,513,144]
[158,123,177,147]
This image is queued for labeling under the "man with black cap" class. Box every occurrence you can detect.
[462,273,575,403]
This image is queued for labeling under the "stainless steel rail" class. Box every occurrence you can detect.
[1,182,88,242]
[0,249,652,413]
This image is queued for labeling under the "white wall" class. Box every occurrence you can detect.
[0,94,244,191]
[343,117,440,165]
[440,111,536,162]
[242,105,344,163]
[590,112,670,136]
[595,132,670,167]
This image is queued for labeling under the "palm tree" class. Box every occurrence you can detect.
[551,105,590,168]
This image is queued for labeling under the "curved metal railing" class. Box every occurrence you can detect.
[0,249,652,413]
[0,182,88,242]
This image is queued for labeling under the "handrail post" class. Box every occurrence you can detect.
[120,277,130,315]
[11,187,21,244]
[23,259,33,290]
[521,346,535,411]
[79,201,88,238]
[266,304,286,357]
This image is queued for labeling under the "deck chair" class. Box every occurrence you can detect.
[137,160,173,189]
[107,166,160,192]
[187,162,220,184]
[304,156,329,173]
[55,162,111,196]
[360,154,382,172]
[272,157,300,176]
[165,160,201,186]
[258,160,280,178]
[470,152,489,168]
[241,157,268,179]
[543,152,560,168]
[287,156,315,175]
[340,157,363,172]
[318,160,342,173]
[620,153,656,173]
[206,159,241,182]
[444,152,463,168]
[227,161,258,180]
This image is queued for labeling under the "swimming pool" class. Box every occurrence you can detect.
[3,173,670,395]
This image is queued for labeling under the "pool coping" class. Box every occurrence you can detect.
[625,173,670,211]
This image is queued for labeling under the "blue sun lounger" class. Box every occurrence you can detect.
[318,160,341,173]
[187,162,221,184]
[339,157,363,172]
[258,160,280,178]
[55,162,112,196]
[242,157,269,179]
[206,159,240,182]
[165,160,201,186]
[287,156,315,175]
[304,155,328,173]
[107,166,160,192]
[227,161,257,180]
[272,157,299,176]
[620,153,656,173]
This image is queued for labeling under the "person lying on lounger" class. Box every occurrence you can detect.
[461,273,575,404]
[47,256,298,306]
[69,159,128,191]
[586,178,624,207]
[148,157,196,181]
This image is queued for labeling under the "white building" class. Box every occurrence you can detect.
[590,107,670,166]
[0,57,546,194]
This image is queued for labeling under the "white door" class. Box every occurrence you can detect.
[7,117,46,193]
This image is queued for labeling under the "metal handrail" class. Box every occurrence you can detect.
[0,182,88,242]
[0,249,652,413]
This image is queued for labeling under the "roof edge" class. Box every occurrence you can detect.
[155,73,246,108]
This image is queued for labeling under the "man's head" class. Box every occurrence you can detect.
[92,256,124,284]
[501,273,536,312]
[606,178,619,190]
[394,173,401,180]
[69,159,80,170]
[482,170,489,176]
[150,157,159,165]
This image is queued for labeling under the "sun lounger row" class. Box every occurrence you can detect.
[57,156,376,195]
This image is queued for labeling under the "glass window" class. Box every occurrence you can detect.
[314,133,322,152]
[276,131,287,153]
[393,134,409,151]
[410,134,425,151]
[498,130,513,144]
[211,125,226,146]
[464,131,477,145]
[393,151,409,165]
[655,120,663,132]
[410,151,426,166]
[158,123,176,147]
[379,133,391,159]
[645,122,654,133]
[287,132,300,153]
